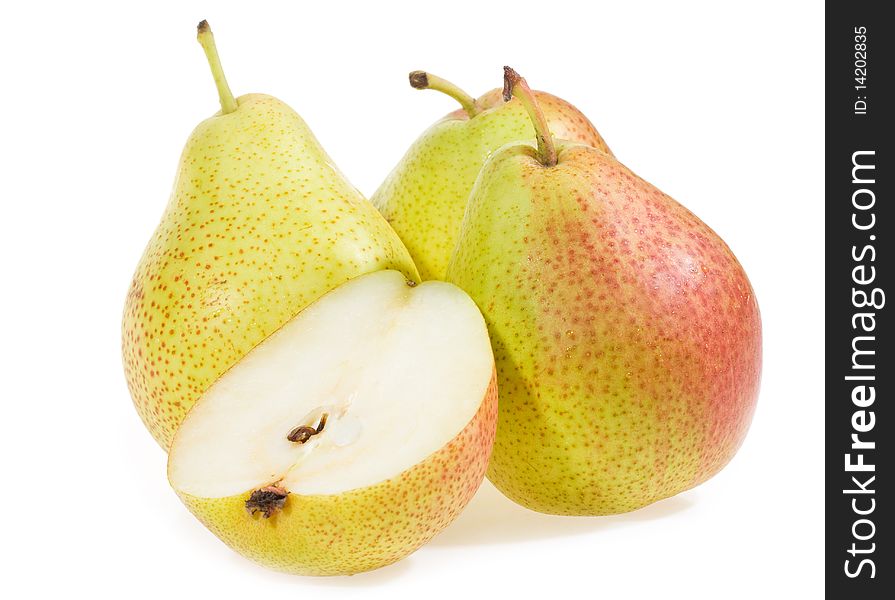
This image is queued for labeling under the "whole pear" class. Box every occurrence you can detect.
[446,68,761,515]
[373,71,611,280]
[122,22,418,449]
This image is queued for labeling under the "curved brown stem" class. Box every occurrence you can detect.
[409,71,480,117]
[503,66,557,167]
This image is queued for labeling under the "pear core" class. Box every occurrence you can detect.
[168,270,493,499]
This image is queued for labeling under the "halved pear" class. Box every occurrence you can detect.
[168,270,497,576]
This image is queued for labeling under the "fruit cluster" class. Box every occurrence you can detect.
[122,21,762,577]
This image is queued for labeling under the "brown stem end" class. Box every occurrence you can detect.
[409,71,429,89]
[502,66,521,102]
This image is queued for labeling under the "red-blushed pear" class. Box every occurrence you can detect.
[168,270,497,575]
[372,71,611,280]
[446,67,761,515]
[122,21,418,449]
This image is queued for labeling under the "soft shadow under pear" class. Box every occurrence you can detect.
[430,480,697,547]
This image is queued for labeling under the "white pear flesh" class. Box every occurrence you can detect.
[169,270,493,499]
[167,270,497,576]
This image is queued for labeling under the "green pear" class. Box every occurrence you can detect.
[122,21,419,450]
[373,71,611,280]
[446,68,761,515]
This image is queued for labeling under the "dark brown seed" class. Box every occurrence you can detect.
[287,426,317,443]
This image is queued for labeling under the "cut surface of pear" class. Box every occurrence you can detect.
[170,270,492,497]
[168,270,497,575]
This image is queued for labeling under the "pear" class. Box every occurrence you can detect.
[446,68,761,515]
[122,22,419,450]
[372,71,611,280]
[168,270,497,575]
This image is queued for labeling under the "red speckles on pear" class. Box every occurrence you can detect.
[474,89,612,152]
[179,371,498,576]
[449,144,760,515]
[373,87,610,280]
[122,94,417,449]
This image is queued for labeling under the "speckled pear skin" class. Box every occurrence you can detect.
[122,94,420,450]
[372,89,610,280]
[172,371,497,576]
[446,142,761,515]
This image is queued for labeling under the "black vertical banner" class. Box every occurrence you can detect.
[826,2,892,596]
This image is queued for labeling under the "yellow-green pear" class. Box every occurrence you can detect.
[446,68,761,515]
[122,22,418,450]
[373,71,611,280]
[168,270,498,575]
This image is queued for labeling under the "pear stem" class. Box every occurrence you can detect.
[197,20,238,115]
[409,71,480,117]
[502,66,557,167]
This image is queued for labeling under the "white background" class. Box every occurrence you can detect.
[0,1,823,597]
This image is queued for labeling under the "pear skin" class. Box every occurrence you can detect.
[446,70,760,515]
[373,73,611,280]
[122,25,418,450]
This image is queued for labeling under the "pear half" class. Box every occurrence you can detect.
[168,270,497,576]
